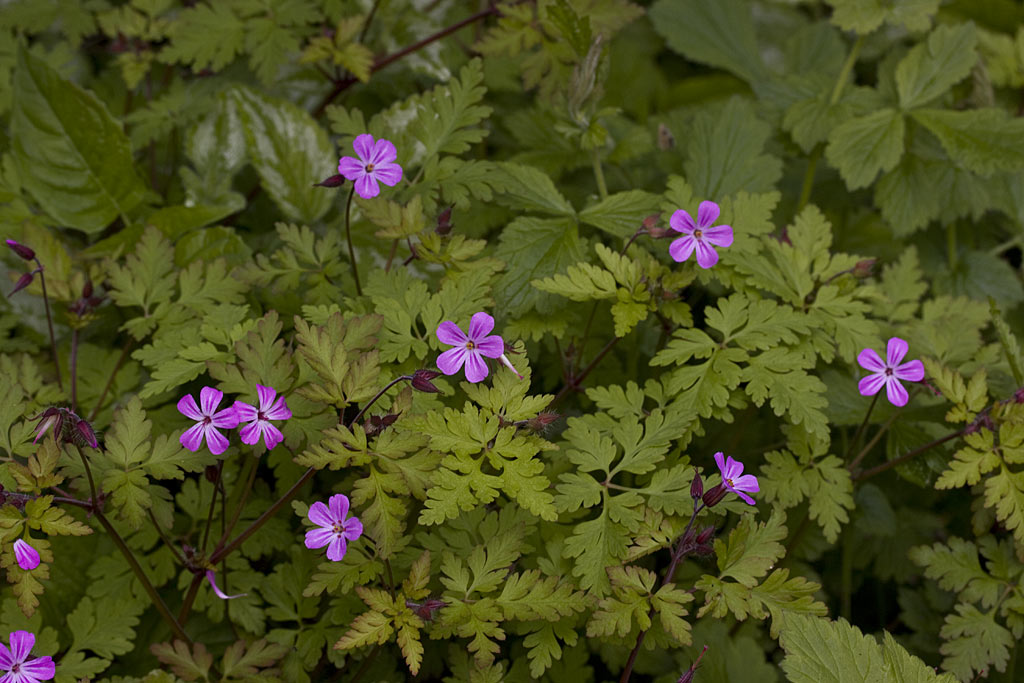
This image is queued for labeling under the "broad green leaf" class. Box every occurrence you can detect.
[493,216,584,316]
[911,108,1024,176]
[579,190,660,238]
[230,86,334,224]
[827,0,940,34]
[896,23,977,110]
[826,108,905,189]
[11,46,146,232]
[491,162,575,216]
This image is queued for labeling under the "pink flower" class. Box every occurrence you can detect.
[435,312,505,383]
[13,540,39,571]
[0,631,54,683]
[337,134,403,199]
[233,384,291,450]
[305,493,363,562]
[857,337,925,407]
[178,387,239,455]
[205,570,246,600]
[669,201,734,269]
[714,451,759,505]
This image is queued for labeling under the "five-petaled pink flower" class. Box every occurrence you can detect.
[12,540,39,572]
[305,494,363,562]
[669,201,734,269]
[178,387,239,455]
[714,451,759,505]
[0,631,55,683]
[234,385,291,450]
[436,312,505,383]
[857,337,925,407]
[337,134,403,199]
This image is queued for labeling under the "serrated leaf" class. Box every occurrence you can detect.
[911,108,1024,176]
[579,190,660,238]
[896,23,977,109]
[827,0,940,34]
[826,108,905,190]
[11,46,146,232]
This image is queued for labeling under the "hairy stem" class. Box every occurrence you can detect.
[549,336,620,409]
[215,456,259,552]
[343,187,362,296]
[36,267,63,391]
[591,148,608,200]
[351,375,412,426]
[200,462,223,553]
[844,392,878,465]
[854,429,962,481]
[148,508,185,567]
[848,398,912,472]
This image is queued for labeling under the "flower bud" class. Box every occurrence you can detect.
[407,598,447,621]
[690,471,703,499]
[642,213,662,230]
[313,174,346,188]
[82,280,93,299]
[647,225,672,239]
[695,526,715,545]
[526,412,560,431]
[852,259,876,278]
[411,369,442,393]
[5,239,35,261]
[9,272,33,296]
[32,407,62,444]
[75,419,99,449]
[701,483,727,508]
[436,206,453,235]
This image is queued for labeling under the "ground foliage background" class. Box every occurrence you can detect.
[2,0,1024,681]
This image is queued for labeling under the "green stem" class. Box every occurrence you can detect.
[343,187,362,296]
[591,148,608,200]
[796,148,821,212]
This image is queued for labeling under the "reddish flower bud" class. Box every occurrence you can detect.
[642,213,662,230]
[647,225,672,239]
[701,483,727,508]
[526,412,560,431]
[365,413,399,437]
[411,369,442,393]
[852,259,876,278]
[407,598,447,621]
[5,239,35,261]
[313,174,346,188]
[695,526,715,545]
[82,280,94,298]
[9,272,33,296]
[75,419,99,449]
[32,407,62,444]
[690,471,703,499]
[436,206,453,235]
[676,645,708,683]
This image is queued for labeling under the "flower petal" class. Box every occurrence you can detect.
[204,427,230,455]
[858,372,886,397]
[355,174,380,199]
[343,516,364,541]
[199,387,223,416]
[723,455,744,479]
[262,423,285,450]
[372,162,403,187]
[0,641,11,669]
[694,240,719,268]
[329,493,350,522]
[713,451,726,476]
[886,337,909,367]
[467,312,496,341]
[264,395,291,421]
[233,401,258,422]
[696,200,720,229]
[370,137,397,165]
[337,157,365,179]
[352,133,375,162]
[702,224,733,247]
[180,422,207,452]
[256,384,276,412]
[474,335,505,358]
[177,394,203,421]
[463,351,489,383]
[308,501,334,528]
[305,527,334,550]
[894,359,924,382]
[856,348,885,373]
[326,535,348,561]
[731,473,759,493]
[668,235,696,263]
[436,321,468,346]
[669,209,696,234]
[8,630,34,662]
[20,654,55,680]
[734,489,757,505]
[437,347,468,375]
[239,420,262,445]
[885,378,909,407]
[13,540,39,571]
[206,570,247,599]
[212,407,240,429]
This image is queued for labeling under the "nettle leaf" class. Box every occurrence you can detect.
[911,108,1024,176]
[491,162,576,216]
[779,613,956,683]
[826,108,905,190]
[493,216,584,316]
[578,190,660,238]
[827,0,940,34]
[231,86,334,224]
[896,23,977,110]
[11,46,146,233]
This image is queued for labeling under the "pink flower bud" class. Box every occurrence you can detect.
[75,419,99,449]
[852,259,876,278]
[13,539,40,571]
[9,272,33,296]
[5,239,35,261]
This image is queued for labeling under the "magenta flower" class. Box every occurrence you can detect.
[177,387,239,455]
[0,631,54,683]
[305,493,363,562]
[857,337,925,407]
[669,201,734,269]
[205,570,246,600]
[436,312,505,383]
[233,384,291,450]
[714,451,759,505]
[13,540,39,571]
[337,134,403,199]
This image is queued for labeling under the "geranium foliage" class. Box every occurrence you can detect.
[1,1,1023,681]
